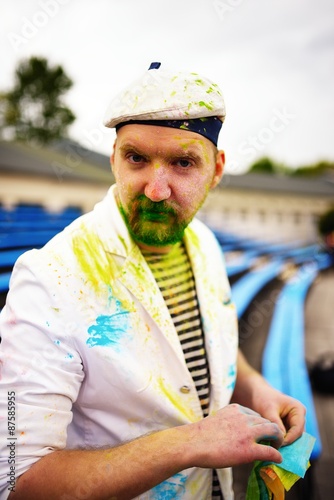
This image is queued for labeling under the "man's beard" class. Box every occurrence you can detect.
[119,195,191,247]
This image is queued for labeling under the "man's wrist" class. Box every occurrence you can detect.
[162,424,200,470]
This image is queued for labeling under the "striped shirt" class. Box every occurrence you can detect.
[142,242,223,499]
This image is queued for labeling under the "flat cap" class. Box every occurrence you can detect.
[103,62,226,129]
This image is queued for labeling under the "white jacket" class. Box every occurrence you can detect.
[0,186,238,499]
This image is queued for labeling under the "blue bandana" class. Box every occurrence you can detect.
[116,117,222,146]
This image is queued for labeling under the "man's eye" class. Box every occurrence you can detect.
[176,159,192,168]
[128,154,145,163]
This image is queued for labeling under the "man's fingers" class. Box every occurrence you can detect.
[254,422,284,449]
[239,406,261,417]
[256,442,283,464]
[237,405,285,448]
[283,421,305,445]
[282,405,306,445]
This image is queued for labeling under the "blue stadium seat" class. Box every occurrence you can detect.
[0,204,82,305]
[262,257,331,460]
[0,272,11,293]
[231,259,284,318]
[0,230,60,250]
[0,249,26,268]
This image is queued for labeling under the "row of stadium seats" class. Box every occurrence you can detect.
[0,204,82,295]
[215,229,332,463]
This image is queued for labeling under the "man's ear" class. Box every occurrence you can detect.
[211,150,225,189]
[110,139,117,173]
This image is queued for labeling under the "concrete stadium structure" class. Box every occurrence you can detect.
[1,140,333,245]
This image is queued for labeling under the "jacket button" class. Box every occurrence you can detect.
[180,385,191,394]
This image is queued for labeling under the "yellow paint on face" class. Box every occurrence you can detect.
[179,138,202,149]
[156,377,198,422]
[178,137,215,172]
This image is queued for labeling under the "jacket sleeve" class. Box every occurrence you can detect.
[0,251,84,499]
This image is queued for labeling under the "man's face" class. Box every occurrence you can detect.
[111,124,224,251]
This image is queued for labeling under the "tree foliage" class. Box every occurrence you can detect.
[0,56,75,144]
[247,157,278,174]
[248,156,334,176]
[290,160,334,177]
[318,207,334,236]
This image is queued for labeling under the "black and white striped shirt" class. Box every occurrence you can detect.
[143,242,223,499]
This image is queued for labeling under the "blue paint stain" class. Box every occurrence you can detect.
[86,299,132,349]
[227,363,236,390]
[150,473,187,499]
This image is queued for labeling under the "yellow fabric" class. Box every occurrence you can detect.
[270,463,308,491]
[259,464,304,499]
[260,467,285,499]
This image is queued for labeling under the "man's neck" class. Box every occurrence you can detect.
[136,241,177,255]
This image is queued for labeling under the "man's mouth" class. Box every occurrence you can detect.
[140,210,170,222]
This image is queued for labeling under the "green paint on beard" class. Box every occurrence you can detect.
[119,195,190,247]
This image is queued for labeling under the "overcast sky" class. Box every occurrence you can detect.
[1,0,334,173]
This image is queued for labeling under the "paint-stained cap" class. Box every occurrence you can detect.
[103,62,226,139]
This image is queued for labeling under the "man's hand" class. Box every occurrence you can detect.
[232,350,306,447]
[185,403,284,468]
[244,386,306,446]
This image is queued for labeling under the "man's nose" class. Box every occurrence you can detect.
[144,168,171,202]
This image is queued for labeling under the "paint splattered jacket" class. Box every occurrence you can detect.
[0,185,238,500]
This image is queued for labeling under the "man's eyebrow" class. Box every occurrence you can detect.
[118,143,145,153]
[177,147,202,156]
[118,144,152,160]
[118,142,204,162]
[168,147,204,162]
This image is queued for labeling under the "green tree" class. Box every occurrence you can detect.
[291,160,334,177]
[318,207,334,237]
[248,157,280,174]
[318,207,334,256]
[0,56,75,144]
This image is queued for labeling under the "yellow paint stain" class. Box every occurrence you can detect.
[117,235,127,252]
[72,224,119,294]
[189,478,201,495]
[185,226,202,253]
[156,377,198,422]
[127,417,140,425]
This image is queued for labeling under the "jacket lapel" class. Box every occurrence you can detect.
[96,187,188,364]
[117,244,187,362]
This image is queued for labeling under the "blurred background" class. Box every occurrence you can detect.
[0,0,333,498]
